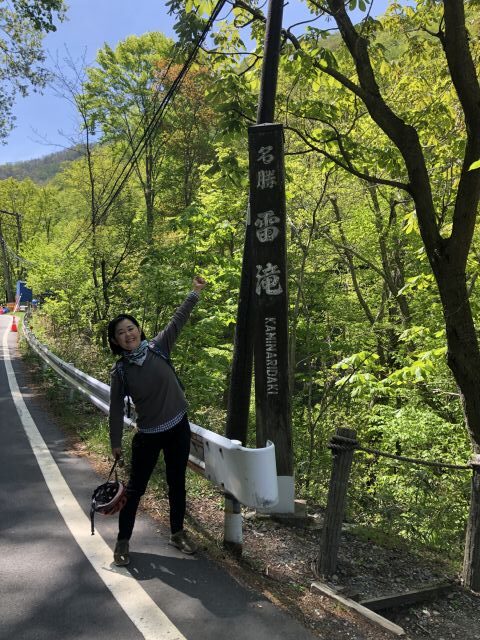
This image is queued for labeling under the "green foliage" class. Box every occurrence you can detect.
[348,404,470,556]
[0,0,66,141]
[9,5,480,562]
[10,0,65,32]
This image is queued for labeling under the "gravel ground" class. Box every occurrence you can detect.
[183,495,480,640]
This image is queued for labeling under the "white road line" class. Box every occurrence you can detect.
[2,323,186,640]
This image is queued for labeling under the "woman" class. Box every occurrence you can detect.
[107,276,206,566]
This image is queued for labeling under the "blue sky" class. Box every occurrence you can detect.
[1,0,178,164]
[1,0,390,164]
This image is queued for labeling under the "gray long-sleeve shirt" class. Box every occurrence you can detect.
[109,291,199,449]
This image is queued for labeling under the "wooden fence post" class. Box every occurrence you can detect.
[316,427,358,578]
[463,455,480,591]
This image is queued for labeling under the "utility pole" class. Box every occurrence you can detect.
[256,0,284,124]
[250,0,293,512]
[225,0,294,513]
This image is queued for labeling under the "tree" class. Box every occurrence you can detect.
[0,0,66,141]
[168,0,480,587]
[313,0,480,589]
[82,33,216,243]
[83,34,172,243]
[0,177,39,300]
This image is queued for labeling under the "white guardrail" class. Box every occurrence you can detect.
[22,319,279,511]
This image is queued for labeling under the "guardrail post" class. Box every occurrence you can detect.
[223,493,243,556]
[316,427,357,578]
[67,364,76,401]
[223,438,243,555]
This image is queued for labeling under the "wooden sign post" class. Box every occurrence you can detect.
[225,0,294,521]
[248,123,294,511]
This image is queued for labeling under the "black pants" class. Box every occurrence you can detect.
[118,414,191,541]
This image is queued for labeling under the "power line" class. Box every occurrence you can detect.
[69,0,227,253]
[64,52,185,252]
[89,53,181,210]
[0,237,34,265]
[96,0,227,225]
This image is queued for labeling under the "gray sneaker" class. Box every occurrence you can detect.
[114,539,130,566]
[169,530,197,554]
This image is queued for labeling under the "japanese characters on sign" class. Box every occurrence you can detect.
[248,124,290,455]
[254,143,283,298]
[256,169,277,190]
[255,263,283,296]
[257,145,275,165]
[255,210,280,243]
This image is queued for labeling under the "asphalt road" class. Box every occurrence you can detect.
[0,314,318,640]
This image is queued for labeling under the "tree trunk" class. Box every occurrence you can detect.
[0,221,14,302]
[433,265,480,589]
[463,460,480,592]
[369,187,410,326]
[435,267,480,450]
[326,0,480,589]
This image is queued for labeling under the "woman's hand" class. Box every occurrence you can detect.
[112,446,122,460]
[192,276,206,293]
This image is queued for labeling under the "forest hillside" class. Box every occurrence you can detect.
[0,147,83,184]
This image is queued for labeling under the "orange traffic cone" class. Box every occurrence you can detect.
[11,316,18,332]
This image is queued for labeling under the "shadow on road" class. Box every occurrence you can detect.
[125,550,258,617]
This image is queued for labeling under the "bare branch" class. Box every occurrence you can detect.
[286,123,411,191]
